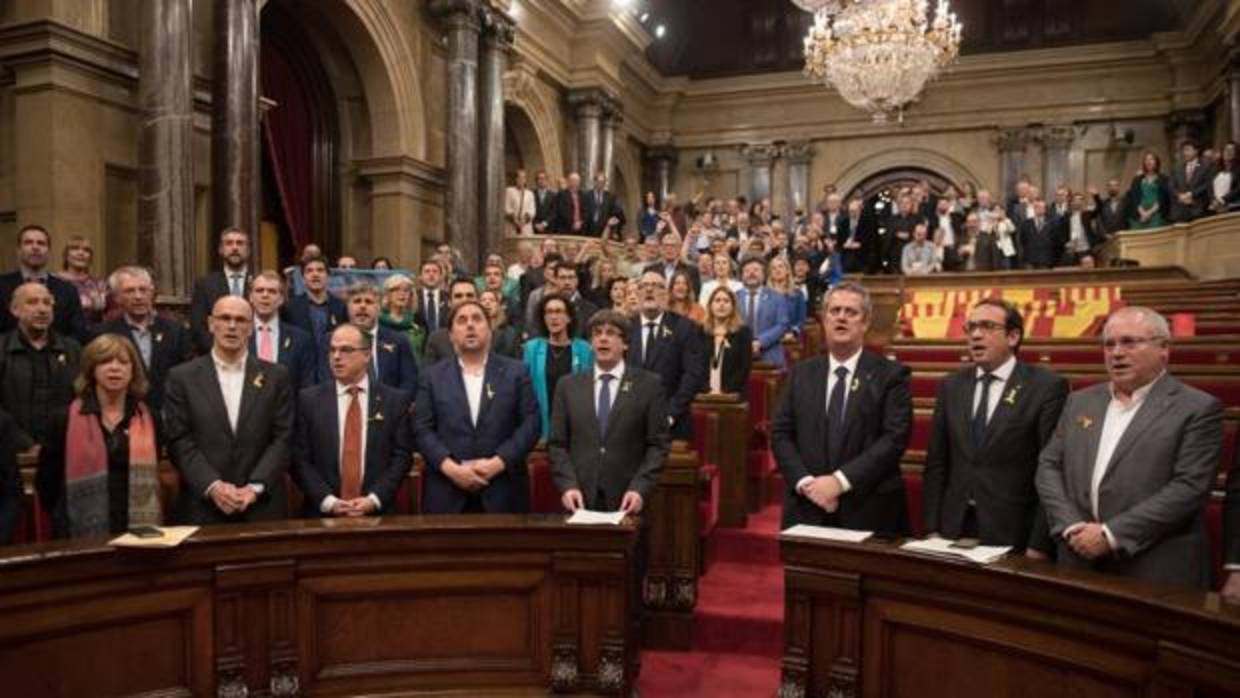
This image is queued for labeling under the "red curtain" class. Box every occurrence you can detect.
[260,42,313,253]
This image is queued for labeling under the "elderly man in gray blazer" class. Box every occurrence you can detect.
[1035,306,1223,590]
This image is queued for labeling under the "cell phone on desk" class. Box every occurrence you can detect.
[128,525,164,539]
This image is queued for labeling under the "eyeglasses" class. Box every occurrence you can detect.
[211,314,251,326]
[963,320,1007,334]
[327,346,367,356]
[1102,335,1165,352]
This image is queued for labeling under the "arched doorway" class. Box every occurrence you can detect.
[260,0,342,264]
[845,167,956,219]
[504,104,544,180]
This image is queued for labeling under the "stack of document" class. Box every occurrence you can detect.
[109,526,199,549]
[900,537,1011,565]
[566,509,627,526]
[781,524,873,543]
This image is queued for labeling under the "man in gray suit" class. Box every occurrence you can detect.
[549,309,670,513]
[1035,306,1223,589]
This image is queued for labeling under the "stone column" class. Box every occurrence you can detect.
[431,0,481,268]
[742,143,779,203]
[782,140,815,224]
[138,0,194,299]
[1167,109,1208,150]
[568,90,605,179]
[1229,56,1240,142]
[993,128,1032,201]
[477,6,513,268]
[645,145,678,206]
[211,0,259,241]
[1041,125,1075,194]
[600,109,622,189]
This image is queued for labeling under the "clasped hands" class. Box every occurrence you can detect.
[209,481,258,515]
[800,475,843,513]
[442,456,505,493]
[1064,521,1111,560]
[560,488,643,514]
[329,497,378,518]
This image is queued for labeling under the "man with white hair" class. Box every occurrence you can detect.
[1036,306,1223,589]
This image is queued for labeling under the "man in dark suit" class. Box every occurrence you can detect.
[552,172,587,235]
[423,277,478,365]
[643,231,700,291]
[839,197,875,274]
[772,281,912,532]
[190,227,252,354]
[532,170,557,235]
[94,265,192,416]
[0,225,87,343]
[922,299,1068,552]
[1169,140,1214,223]
[1091,180,1127,240]
[1223,447,1240,601]
[248,271,318,389]
[164,295,293,524]
[1036,306,1223,590]
[282,256,346,340]
[626,270,706,441]
[1018,199,1063,269]
[414,259,450,332]
[582,172,627,239]
[414,300,540,513]
[550,309,670,513]
[554,264,598,338]
[325,281,418,391]
[736,257,790,368]
[293,323,413,518]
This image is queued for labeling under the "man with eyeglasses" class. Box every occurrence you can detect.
[921,299,1068,554]
[164,295,293,524]
[331,282,417,391]
[1036,306,1223,589]
[292,323,413,518]
[626,270,705,441]
[772,281,912,532]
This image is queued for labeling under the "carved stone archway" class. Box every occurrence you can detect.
[834,147,984,202]
[503,65,564,178]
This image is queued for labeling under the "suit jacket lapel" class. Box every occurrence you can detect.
[363,385,385,488]
[604,372,635,440]
[325,383,342,489]
[645,317,668,368]
[236,357,263,432]
[199,357,236,438]
[447,360,474,429]
[957,370,980,458]
[981,362,1025,450]
[475,358,502,427]
[808,359,829,440]
[842,352,871,431]
[1076,387,1109,495]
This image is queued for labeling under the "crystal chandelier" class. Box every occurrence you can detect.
[788,0,852,15]
[801,0,962,123]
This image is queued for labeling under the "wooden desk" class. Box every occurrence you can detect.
[0,516,636,697]
[780,534,1240,698]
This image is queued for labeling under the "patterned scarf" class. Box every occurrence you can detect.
[64,397,161,538]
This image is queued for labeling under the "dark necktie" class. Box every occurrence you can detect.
[341,385,363,499]
[644,322,658,366]
[972,373,996,450]
[426,292,437,329]
[597,374,614,436]
[826,366,849,468]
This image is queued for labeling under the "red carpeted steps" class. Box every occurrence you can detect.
[639,505,784,697]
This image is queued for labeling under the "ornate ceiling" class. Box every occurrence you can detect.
[643,0,1188,80]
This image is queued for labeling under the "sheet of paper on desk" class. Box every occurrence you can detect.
[782,524,873,543]
[566,509,627,526]
[901,537,1011,565]
[109,526,199,548]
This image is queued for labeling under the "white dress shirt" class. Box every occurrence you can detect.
[594,360,626,413]
[641,313,664,360]
[212,349,247,432]
[1214,170,1233,202]
[972,355,1016,421]
[320,377,382,513]
[460,357,487,426]
[796,348,863,496]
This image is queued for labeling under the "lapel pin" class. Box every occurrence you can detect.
[252,373,265,389]
[371,411,384,423]
[283,337,290,350]
[621,380,632,393]
[1077,415,1093,429]
[661,325,672,339]
[155,333,163,343]
[1004,385,1020,405]
[57,353,66,365]
[382,342,395,353]
[850,376,861,392]
[486,383,495,400]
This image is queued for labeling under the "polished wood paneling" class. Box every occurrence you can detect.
[642,441,701,650]
[0,516,635,698]
[780,535,1240,698]
[693,393,752,528]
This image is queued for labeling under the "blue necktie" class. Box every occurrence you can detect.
[597,374,614,436]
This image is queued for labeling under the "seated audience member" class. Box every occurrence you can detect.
[249,271,317,390]
[523,293,593,441]
[702,286,753,395]
[282,256,347,340]
[0,282,82,459]
[164,296,293,524]
[379,273,427,363]
[697,253,743,307]
[767,255,806,336]
[0,225,87,343]
[293,323,413,518]
[0,410,17,544]
[1209,141,1240,214]
[627,270,706,441]
[550,309,670,514]
[39,334,160,538]
[1035,307,1223,590]
[668,270,705,325]
[736,257,791,368]
[189,227,251,353]
[480,289,521,359]
[95,265,192,416]
[424,278,479,364]
[1126,152,1171,230]
[414,300,540,514]
[772,282,912,533]
[921,299,1068,553]
[1168,140,1214,223]
[56,235,108,327]
[331,281,418,391]
[1018,199,1063,269]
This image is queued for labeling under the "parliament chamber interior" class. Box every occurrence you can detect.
[2,0,1240,696]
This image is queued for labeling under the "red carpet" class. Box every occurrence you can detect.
[638,504,783,697]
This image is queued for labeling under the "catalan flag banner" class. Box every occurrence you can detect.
[900,286,1122,339]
